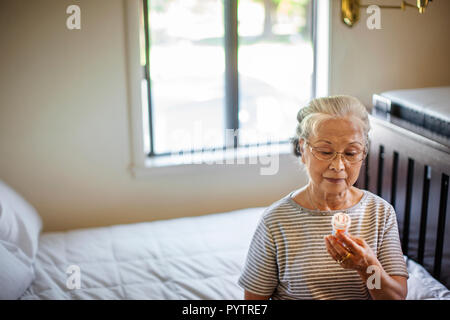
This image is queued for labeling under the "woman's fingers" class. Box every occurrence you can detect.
[347,233,366,246]
[335,232,364,255]
[324,236,340,261]
[325,236,348,260]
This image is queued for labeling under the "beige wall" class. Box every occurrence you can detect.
[329,0,450,107]
[0,0,449,232]
[0,0,307,232]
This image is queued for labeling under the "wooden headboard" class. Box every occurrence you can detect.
[356,115,450,288]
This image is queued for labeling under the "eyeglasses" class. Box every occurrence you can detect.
[305,141,366,163]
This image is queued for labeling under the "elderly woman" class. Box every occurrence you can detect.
[238,95,409,300]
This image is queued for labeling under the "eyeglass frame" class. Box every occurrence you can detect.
[304,140,367,163]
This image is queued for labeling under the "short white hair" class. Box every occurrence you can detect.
[291,95,371,156]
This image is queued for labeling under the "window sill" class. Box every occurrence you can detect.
[131,143,294,178]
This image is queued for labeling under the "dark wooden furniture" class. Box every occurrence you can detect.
[356,114,450,288]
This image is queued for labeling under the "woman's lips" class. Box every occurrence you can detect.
[325,178,345,183]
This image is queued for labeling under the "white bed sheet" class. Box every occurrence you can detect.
[19,207,450,300]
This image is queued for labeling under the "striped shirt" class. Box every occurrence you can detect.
[238,189,409,300]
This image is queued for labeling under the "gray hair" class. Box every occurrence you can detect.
[291,95,371,157]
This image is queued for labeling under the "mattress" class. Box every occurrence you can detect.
[19,207,450,300]
[20,207,265,300]
[373,86,450,139]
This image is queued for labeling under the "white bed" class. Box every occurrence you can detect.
[1,179,449,300]
[379,86,450,123]
[19,207,264,300]
[18,207,450,300]
[372,86,450,141]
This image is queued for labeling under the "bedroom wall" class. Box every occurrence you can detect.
[0,0,308,232]
[0,0,449,232]
[329,0,450,107]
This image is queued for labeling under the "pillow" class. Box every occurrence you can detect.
[0,180,42,262]
[0,240,35,300]
[0,180,42,299]
[405,256,450,300]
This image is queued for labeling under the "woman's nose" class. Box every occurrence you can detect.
[329,153,345,171]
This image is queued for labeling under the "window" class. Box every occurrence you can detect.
[139,0,316,159]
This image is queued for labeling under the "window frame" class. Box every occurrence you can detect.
[124,0,329,176]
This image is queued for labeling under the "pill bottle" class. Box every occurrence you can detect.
[331,212,351,236]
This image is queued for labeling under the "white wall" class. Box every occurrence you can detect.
[1,0,449,232]
[0,0,307,232]
[329,0,450,107]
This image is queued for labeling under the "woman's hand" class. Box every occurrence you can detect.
[325,233,408,299]
[324,232,379,273]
